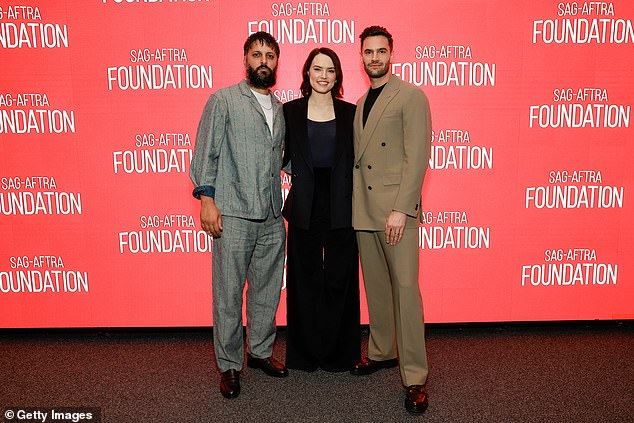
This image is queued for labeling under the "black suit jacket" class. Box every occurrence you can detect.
[282,97,356,230]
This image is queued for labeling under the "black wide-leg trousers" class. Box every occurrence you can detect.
[285,169,361,371]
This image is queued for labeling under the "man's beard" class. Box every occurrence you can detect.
[364,61,390,79]
[247,64,277,89]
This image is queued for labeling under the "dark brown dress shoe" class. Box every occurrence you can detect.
[405,385,429,414]
[220,369,240,399]
[246,354,289,377]
[350,357,398,376]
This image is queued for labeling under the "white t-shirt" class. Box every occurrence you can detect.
[251,89,274,136]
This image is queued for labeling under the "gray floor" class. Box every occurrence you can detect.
[1,323,633,422]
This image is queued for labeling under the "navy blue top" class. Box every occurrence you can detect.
[307,119,337,168]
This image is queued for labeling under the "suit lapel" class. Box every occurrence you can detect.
[271,92,283,145]
[355,76,400,161]
[353,91,368,163]
[295,98,313,172]
[239,80,279,144]
[239,80,266,120]
[333,99,348,169]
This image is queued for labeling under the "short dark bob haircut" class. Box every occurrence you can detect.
[299,47,344,99]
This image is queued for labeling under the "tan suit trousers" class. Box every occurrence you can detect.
[357,228,428,386]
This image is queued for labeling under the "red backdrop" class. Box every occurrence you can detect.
[1,0,633,327]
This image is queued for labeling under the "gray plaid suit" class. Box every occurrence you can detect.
[190,80,286,372]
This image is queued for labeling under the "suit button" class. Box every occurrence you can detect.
[271,173,275,177]
[381,142,386,147]
[368,186,372,190]
[367,165,372,169]
[355,165,359,169]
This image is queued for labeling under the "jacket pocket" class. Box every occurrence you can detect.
[383,174,401,186]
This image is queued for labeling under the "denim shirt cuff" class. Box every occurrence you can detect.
[192,186,216,199]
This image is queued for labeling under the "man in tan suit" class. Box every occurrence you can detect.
[350,25,432,414]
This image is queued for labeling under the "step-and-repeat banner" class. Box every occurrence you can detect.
[1,1,632,327]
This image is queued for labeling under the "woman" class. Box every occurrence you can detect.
[282,48,360,372]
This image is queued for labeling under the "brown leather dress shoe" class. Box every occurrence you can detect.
[350,357,398,376]
[246,354,289,377]
[405,385,429,414]
[220,369,240,399]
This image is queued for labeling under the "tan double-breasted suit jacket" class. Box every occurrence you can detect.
[352,75,431,230]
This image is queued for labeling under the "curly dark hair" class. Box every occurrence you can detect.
[243,31,280,57]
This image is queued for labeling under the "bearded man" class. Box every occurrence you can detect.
[190,31,288,400]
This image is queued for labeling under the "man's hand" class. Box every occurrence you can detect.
[200,196,223,238]
[385,210,407,246]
